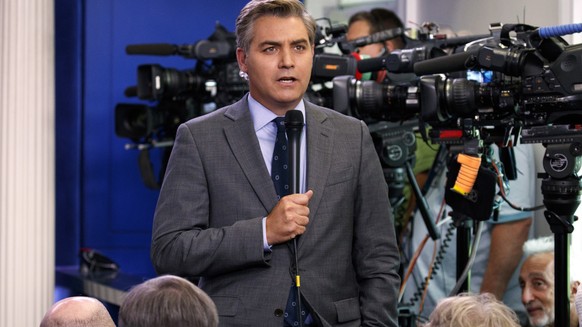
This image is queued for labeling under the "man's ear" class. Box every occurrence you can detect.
[572,280,581,295]
[236,48,247,73]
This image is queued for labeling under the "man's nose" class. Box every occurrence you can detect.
[522,286,534,304]
[279,48,294,68]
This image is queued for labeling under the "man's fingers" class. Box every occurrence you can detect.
[289,190,314,205]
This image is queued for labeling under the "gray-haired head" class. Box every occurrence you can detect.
[523,235,554,258]
[235,0,317,53]
[118,275,218,327]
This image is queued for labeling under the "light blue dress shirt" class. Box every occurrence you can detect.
[247,94,307,250]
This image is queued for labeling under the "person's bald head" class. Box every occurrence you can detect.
[40,296,115,327]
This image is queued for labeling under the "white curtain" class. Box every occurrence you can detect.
[0,0,56,325]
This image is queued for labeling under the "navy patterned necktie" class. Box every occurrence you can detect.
[271,117,290,199]
[271,117,312,326]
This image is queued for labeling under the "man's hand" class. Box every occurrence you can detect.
[266,190,314,245]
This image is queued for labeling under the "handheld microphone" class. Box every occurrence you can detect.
[284,110,304,194]
[284,109,305,326]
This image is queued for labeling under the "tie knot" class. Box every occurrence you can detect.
[273,117,286,133]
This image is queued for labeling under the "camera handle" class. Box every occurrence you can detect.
[539,142,582,327]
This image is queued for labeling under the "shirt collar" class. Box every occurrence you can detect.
[248,94,306,132]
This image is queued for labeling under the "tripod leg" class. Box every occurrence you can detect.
[456,221,471,294]
[405,161,440,240]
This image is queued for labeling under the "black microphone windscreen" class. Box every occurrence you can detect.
[357,57,387,73]
[126,44,177,56]
[285,110,303,195]
[284,110,304,130]
[351,28,403,47]
[413,50,477,76]
[437,34,491,48]
[124,86,138,98]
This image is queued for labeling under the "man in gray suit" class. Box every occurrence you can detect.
[151,0,400,326]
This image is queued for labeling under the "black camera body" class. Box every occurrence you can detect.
[115,23,248,143]
[332,23,582,147]
[417,24,582,145]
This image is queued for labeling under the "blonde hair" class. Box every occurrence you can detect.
[423,293,520,327]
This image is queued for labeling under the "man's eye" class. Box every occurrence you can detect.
[263,47,276,53]
[533,280,546,289]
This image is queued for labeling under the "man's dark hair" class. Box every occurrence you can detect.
[370,8,405,49]
[370,8,404,31]
[348,8,405,50]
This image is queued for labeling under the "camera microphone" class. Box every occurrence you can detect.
[126,43,178,56]
[126,41,233,60]
[124,86,138,98]
[413,49,478,76]
[350,27,405,48]
[357,47,449,74]
[357,57,388,74]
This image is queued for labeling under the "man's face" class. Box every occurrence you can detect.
[236,15,314,116]
[346,20,385,57]
[519,252,555,327]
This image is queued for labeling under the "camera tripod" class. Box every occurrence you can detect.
[369,120,441,241]
[538,142,581,327]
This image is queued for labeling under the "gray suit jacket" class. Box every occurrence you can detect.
[151,95,400,326]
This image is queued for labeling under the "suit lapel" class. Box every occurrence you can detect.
[301,105,333,250]
[223,98,278,212]
[223,100,335,252]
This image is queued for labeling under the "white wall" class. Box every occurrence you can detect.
[407,0,559,35]
[306,0,404,27]
[307,0,578,40]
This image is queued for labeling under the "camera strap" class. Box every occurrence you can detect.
[138,148,162,190]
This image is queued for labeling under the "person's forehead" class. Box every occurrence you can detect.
[347,20,373,38]
[252,15,308,40]
[521,253,554,279]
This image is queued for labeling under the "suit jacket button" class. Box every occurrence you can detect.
[274,308,284,317]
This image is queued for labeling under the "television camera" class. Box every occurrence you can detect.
[416,23,582,327]
[333,22,582,326]
[311,21,491,84]
[115,23,248,146]
[332,22,582,185]
[115,23,248,188]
